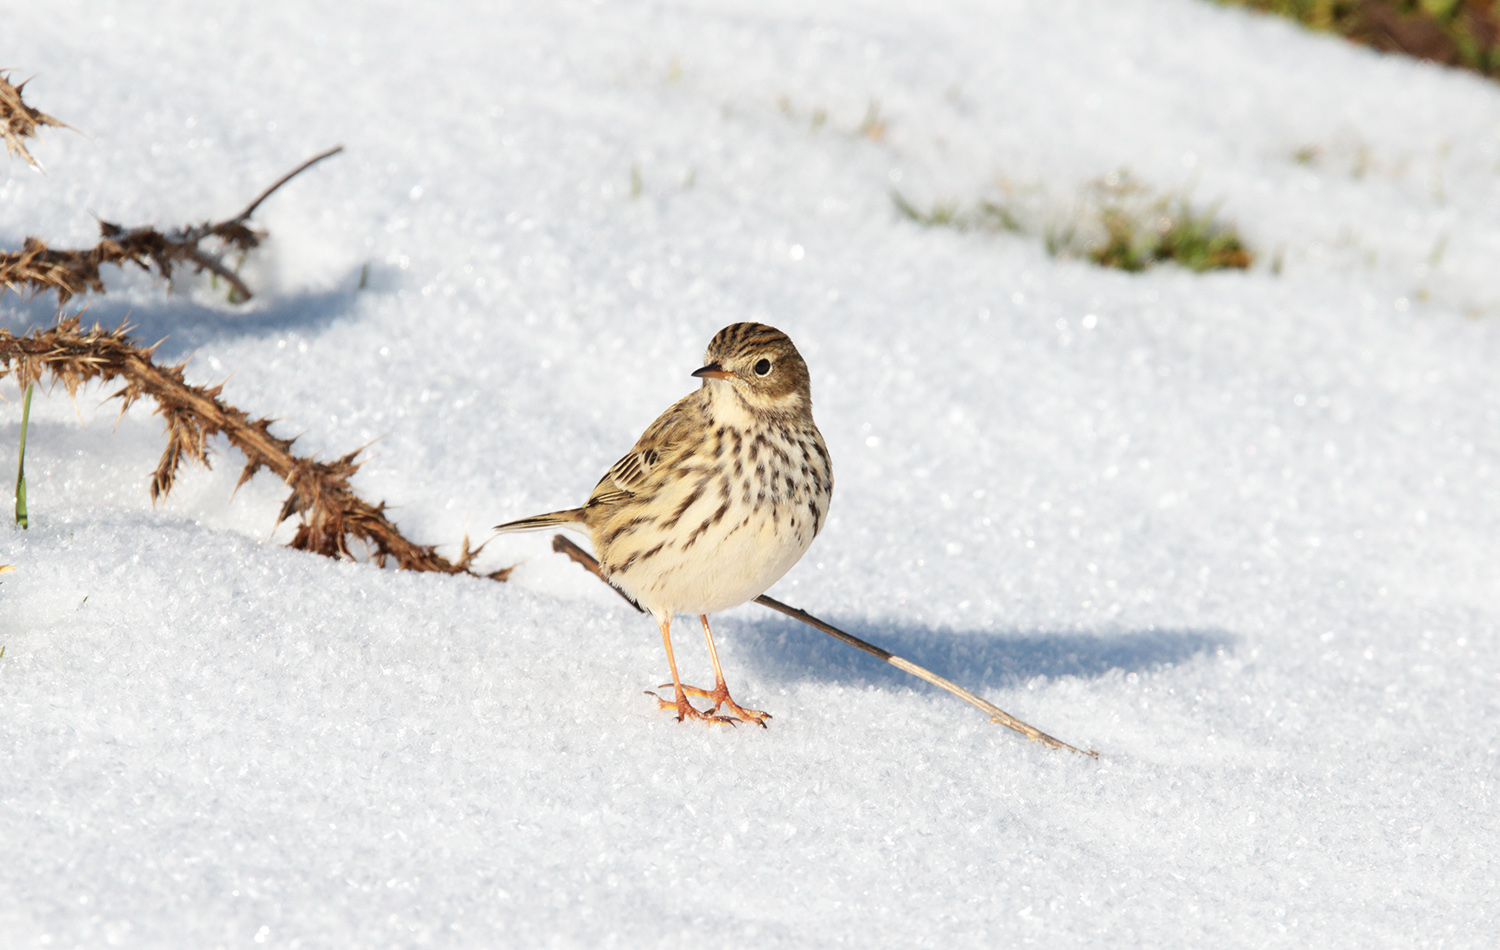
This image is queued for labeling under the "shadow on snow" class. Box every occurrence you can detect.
[0,263,374,360]
[725,612,1232,692]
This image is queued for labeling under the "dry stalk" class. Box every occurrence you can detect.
[1,71,66,168]
[548,534,1096,754]
[1,317,511,581]
[1,146,344,304]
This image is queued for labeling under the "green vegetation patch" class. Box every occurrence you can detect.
[895,173,1253,274]
[1216,1,1500,78]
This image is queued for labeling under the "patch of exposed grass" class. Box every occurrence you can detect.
[1216,1,1500,78]
[1079,176,1253,272]
[895,173,1253,274]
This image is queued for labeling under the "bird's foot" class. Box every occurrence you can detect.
[645,689,736,725]
[676,682,772,728]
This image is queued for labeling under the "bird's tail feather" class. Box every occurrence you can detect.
[493,508,588,534]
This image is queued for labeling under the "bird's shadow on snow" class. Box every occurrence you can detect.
[728,613,1232,691]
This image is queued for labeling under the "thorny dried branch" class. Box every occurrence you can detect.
[0,70,66,168]
[1,317,512,581]
[0,146,345,305]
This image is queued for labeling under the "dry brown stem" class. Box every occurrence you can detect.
[1,70,66,168]
[1,317,511,581]
[0,146,344,305]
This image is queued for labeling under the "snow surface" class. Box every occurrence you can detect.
[4,0,1499,946]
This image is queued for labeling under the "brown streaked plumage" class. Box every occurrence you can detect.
[495,322,833,725]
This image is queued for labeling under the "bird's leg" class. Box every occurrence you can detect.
[677,614,772,728]
[652,615,732,724]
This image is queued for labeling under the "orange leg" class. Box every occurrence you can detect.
[677,614,772,728]
[652,615,732,724]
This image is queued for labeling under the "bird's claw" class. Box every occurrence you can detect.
[676,683,772,728]
[645,689,736,725]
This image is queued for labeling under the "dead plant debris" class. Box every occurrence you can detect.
[0,70,67,168]
[1,146,344,305]
[1,317,511,581]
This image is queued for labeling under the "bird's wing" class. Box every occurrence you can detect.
[586,392,699,507]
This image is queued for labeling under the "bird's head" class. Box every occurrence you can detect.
[692,322,813,416]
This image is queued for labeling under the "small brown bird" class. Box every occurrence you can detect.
[494,323,833,725]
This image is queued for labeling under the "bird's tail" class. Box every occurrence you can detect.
[493,507,588,534]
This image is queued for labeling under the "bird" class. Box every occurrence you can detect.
[493,323,833,726]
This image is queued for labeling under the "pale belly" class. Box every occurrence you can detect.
[600,494,821,619]
[589,398,832,620]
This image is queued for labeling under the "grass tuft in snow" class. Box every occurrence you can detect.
[1066,174,1253,273]
[893,191,1026,234]
[13,380,31,528]
[895,172,1252,273]
[891,191,963,229]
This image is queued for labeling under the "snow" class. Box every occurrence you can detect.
[4,0,1499,946]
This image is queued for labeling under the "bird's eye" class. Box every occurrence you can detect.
[753,358,772,376]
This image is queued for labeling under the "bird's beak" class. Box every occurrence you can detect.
[692,363,736,380]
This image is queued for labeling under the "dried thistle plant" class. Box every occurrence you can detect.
[1,85,491,579]
[0,70,66,168]
[1,146,344,304]
[1,317,510,581]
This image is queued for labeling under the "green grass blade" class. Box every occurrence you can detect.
[15,382,32,529]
